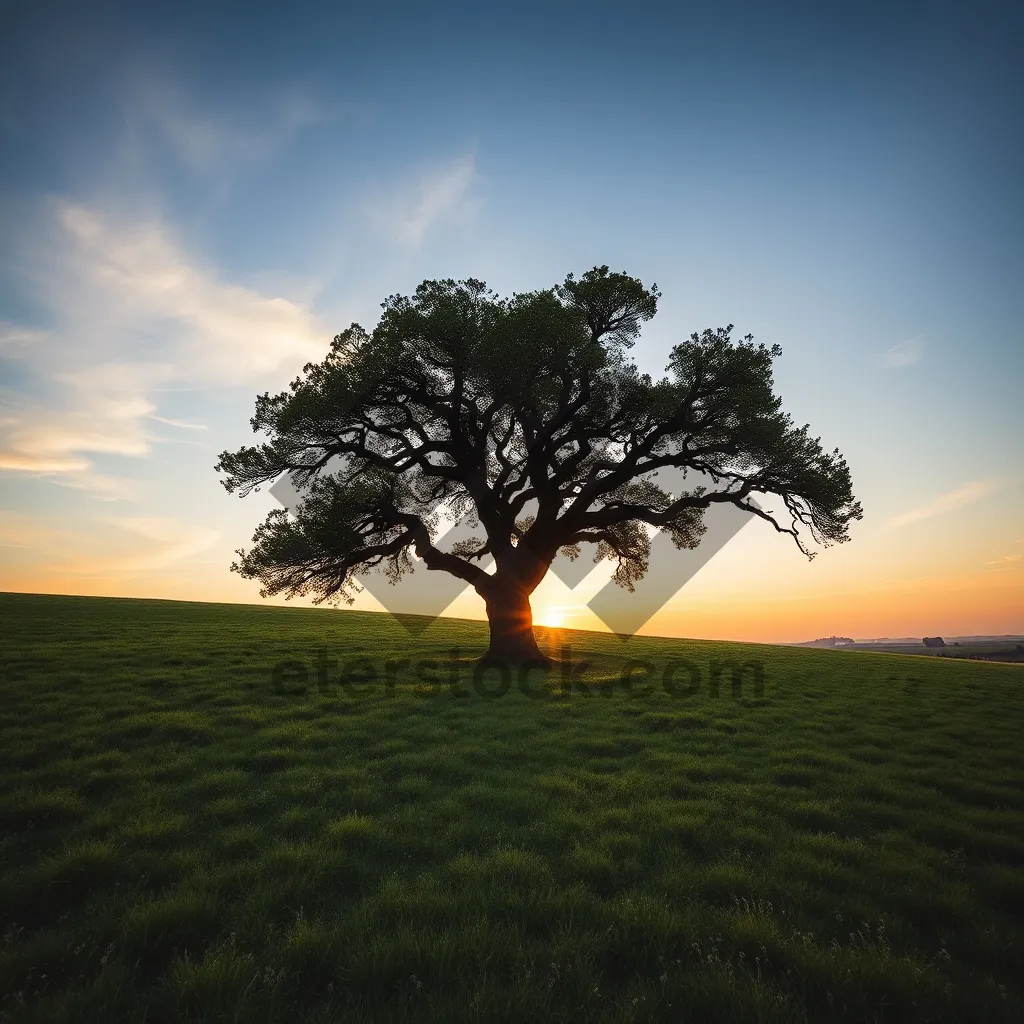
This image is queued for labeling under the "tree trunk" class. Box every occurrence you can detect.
[480,583,550,667]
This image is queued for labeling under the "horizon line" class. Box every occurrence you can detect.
[2,589,1020,647]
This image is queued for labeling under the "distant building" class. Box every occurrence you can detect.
[922,636,946,648]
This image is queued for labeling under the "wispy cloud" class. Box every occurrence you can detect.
[137,86,324,178]
[882,335,926,368]
[0,511,75,551]
[0,200,328,496]
[0,323,49,350]
[369,151,481,246]
[888,479,1000,529]
[0,364,164,498]
[987,553,1023,567]
[88,517,223,573]
[987,539,1024,570]
[0,511,220,575]
[54,200,326,379]
[149,415,207,431]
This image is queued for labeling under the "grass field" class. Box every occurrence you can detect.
[1,592,1022,1023]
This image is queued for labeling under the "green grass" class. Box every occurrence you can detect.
[0,592,1022,1023]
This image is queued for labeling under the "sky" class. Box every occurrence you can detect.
[0,0,1021,643]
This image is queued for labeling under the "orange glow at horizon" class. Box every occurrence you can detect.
[3,503,1021,646]
[3,563,1019,645]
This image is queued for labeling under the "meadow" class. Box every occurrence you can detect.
[1,592,1022,1023]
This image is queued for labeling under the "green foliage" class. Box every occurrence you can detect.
[217,267,862,612]
[1,593,1022,1022]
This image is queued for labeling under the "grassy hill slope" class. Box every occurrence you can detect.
[1,592,1022,1022]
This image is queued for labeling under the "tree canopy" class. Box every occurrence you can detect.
[217,266,862,664]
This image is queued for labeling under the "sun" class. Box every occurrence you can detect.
[537,605,567,629]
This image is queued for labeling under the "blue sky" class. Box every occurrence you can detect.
[1,1,1021,640]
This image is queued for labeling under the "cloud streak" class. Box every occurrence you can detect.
[882,336,926,368]
[369,151,480,246]
[0,323,49,350]
[888,479,1000,529]
[986,539,1024,570]
[137,85,324,179]
[0,511,221,576]
[149,415,207,431]
[89,517,223,573]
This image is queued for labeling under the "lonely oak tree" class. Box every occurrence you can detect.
[217,267,861,666]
